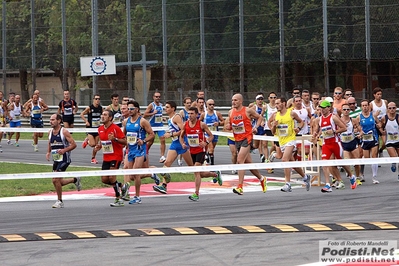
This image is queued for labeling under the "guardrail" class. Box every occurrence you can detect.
[15,106,232,127]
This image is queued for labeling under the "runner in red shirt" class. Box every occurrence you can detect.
[95,110,127,207]
[179,107,222,201]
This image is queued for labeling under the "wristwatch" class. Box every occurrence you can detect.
[114,138,119,142]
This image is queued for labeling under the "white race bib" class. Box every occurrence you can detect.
[340,132,354,143]
[388,132,399,141]
[127,132,138,145]
[92,118,100,127]
[64,107,73,115]
[155,114,162,124]
[187,134,200,147]
[101,140,114,154]
[51,150,63,162]
[362,132,373,141]
[277,124,288,137]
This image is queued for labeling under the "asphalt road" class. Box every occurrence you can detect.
[0,139,398,266]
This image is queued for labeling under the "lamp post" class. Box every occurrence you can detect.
[329,48,341,89]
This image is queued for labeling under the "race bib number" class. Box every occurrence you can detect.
[51,150,63,162]
[127,132,138,145]
[64,107,73,115]
[340,132,354,143]
[187,134,200,147]
[208,125,216,131]
[277,124,288,137]
[155,114,162,124]
[321,126,334,139]
[388,132,399,141]
[14,115,20,121]
[362,132,373,141]
[232,122,245,134]
[92,118,100,127]
[101,141,114,154]
[32,109,41,115]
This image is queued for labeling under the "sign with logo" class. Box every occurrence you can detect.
[80,55,116,76]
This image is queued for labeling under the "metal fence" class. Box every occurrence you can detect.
[1,0,399,107]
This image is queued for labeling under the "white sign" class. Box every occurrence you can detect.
[319,240,397,264]
[80,55,116,76]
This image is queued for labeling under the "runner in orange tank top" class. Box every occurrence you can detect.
[225,94,267,195]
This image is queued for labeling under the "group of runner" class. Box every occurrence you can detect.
[1,87,398,208]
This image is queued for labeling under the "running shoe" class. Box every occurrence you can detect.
[233,187,243,195]
[74,177,82,191]
[356,179,362,186]
[151,173,161,185]
[280,183,292,192]
[153,185,167,194]
[14,142,19,147]
[260,176,267,193]
[129,196,142,204]
[159,156,166,163]
[267,168,274,174]
[188,193,199,201]
[161,172,171,183]
[268,151,276,162]
[231,170,237,174]
[391,163,397,173]
[52,200,64,208]
[336,181,345,189]
[303,174,311,191]
[397,175,399,182]
[121,183,130,201]
[7,140,11,145]
[110,198,124,207]
[213,171,223,186]
[321,184,332,193]
[260,154,265,163]
[91,158,98,164]
[82,138,89,149]
[350,176,357,190]
[34,145,38,152]
[177,159,183,166]
[372,177,379,184]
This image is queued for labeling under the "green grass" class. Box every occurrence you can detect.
[0,162,196,198]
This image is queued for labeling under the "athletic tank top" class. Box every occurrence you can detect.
[275,109,296,146]
[125,116,146,147]
[10,102,22,121]
[359,113,377,142]
[184,120,206,154]
[88,104,103,128]
[149,102,163,126]
[49,128,71,163]
[319,113,339,144]
[31,102,42,119]
[340,118,355,143]
[230,107,253,142]
[384,114,399,144]
[371,100,387,120]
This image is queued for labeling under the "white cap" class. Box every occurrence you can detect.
[325,96,334,103]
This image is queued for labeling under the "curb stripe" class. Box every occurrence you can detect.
[1,222,398,242]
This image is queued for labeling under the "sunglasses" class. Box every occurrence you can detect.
[342,108,350,111]
[312,98,319,101]
[256,98,264,100]
[269,96,277,99]
[388,107,396,110]
[123,99,129,101]
[345,94,352,96]
[154,96,161,98]
[320,106,328,109]
[128,107,136,110]
[293,92,300,95]
[348,102,356,105]
[208,103,215,106]
[94,98,100,100]
[334,92,342,94]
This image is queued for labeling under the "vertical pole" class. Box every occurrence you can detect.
[31,0,36,93]
[142,45,148,105]
[365,0,372,98]
[322,0,329,96]
[162,0,168,98]
[199,0,205,92]
[61,0,67,91]
[126,0,133,98]
[278,0,285,95]
[2,0,6,94]
[238,0,244,94]
[91,0,98,95]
